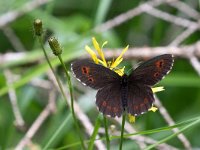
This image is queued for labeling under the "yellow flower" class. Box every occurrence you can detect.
[110,45,129,69]
[148,106,158,112]
[92,37,107,67]
[85,45,99,64]
[85,37,127,76]
[152,86,164,93]
[128,114,135,123]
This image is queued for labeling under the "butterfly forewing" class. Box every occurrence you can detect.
[71,60,121,89]
[96,82,123,117]
[127,84,154,116]
[71,54,174,118]
[130,54,174,86]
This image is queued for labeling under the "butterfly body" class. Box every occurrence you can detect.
[120,75,129,110]
[71,54,174,117]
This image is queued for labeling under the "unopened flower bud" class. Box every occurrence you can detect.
[48,37,62,56]
[33,19,43,36]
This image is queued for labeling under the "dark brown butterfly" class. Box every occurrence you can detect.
[71,54,174,117]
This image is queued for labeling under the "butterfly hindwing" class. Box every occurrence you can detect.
[71,54,174,118]
[127,84,154,116]
[96,82,123,117]
[130,54,174,86]
[71,60,120,89]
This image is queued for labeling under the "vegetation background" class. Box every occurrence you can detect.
[0,0,200,149]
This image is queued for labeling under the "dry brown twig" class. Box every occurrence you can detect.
[169,26,199,46]
[168,1,200,20]
[1,41,200,68]
[101,41,200,59]
[4,69,25,129]
[189,56,200,76]
[30,78,53,90]
[0,0,51,28]
[94,0,185,32]
[15,88,56,150]
[94,0,168,32]
[143,5,198,28]
[2,27,26,52]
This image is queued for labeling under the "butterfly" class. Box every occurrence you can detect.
[71,54,174,117]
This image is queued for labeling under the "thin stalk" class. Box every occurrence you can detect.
[57,54,86,150]
[38,37,67,104]
[144,117,200,150]
[43,113,71,150]
[56,115,200,149]
[103,116,110,150]
[88,115,102,150]
[119,113,126,150]
[37,36,85,150]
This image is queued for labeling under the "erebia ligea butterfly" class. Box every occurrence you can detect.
[71,54,174,117]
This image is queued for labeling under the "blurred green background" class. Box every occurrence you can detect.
[0,0,200,149]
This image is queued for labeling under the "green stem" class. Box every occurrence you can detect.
[119,113,126,150]
[37,36,85,150]
[144,118,200,150]
[57,54,86,150]
[38,37,67,104]
[43,113,71,150]
[103,116,110,150]
[88,115,102,150]
[38,37,73,149]
[55,116,200,149]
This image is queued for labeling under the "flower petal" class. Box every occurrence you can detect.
[118,45,129,59]
[152,87,165,93]
[92,37,107,67]
[85,45,99,64]
[128,114,135,123]
[114,66,125,76]
[111,45,129,68]
[148,106,158,112]
[102,41,108,48]
[98,59,107,67]
[111,57,123,69]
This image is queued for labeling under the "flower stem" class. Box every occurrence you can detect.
[37,37,77,150]
[38,37,67,100]
[119,113,126,150]
[103,116,110,150]
[57,54,86,150]
[144,117,200,150]
[88,115,102,150]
